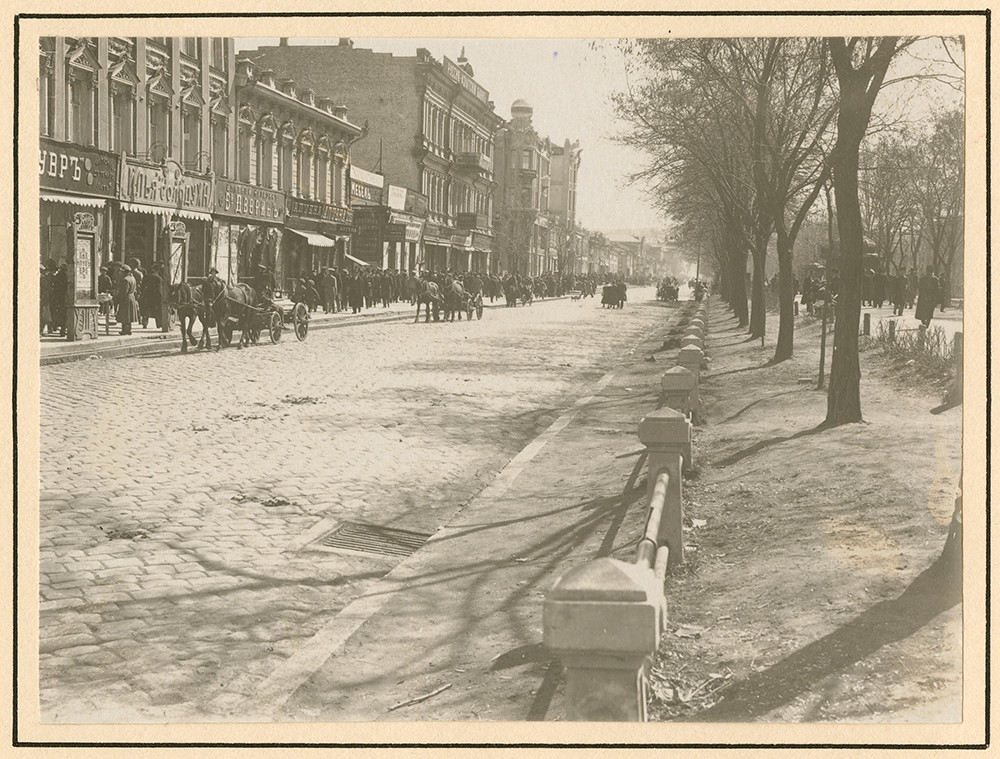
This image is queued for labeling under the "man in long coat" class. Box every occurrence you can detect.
[348,269,364,313]
[140,263,163,329]
[915,266,939,328]
[116,265,139,335]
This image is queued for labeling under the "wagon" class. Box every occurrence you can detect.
[218,298,310,346]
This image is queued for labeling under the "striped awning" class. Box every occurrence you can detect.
[41,193,106,208]
[286,228,336,248]
[120,201,212,222]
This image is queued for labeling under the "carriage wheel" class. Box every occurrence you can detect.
[293,302,310,341]
[476,300,484,320]
[268,311,283,343]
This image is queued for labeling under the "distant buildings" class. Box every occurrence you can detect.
[248,39,503,272]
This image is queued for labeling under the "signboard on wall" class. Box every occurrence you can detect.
[215,179,285,223]
[39,138,118,198]
[286,195,352,225]
[119,157,212,213]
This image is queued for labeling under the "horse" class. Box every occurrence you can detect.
[443,279,472,322]
[213,282,258,347]
[168,282,215,352]
[414,279,442,323]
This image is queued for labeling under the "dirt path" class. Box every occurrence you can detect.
[648,303,963,723]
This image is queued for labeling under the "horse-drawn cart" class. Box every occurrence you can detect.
[218,295,310,347]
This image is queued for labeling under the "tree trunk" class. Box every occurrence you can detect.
[825,126,864,425]
[730,246,749,327]
[749,242,767,338]
[772,222,796,362]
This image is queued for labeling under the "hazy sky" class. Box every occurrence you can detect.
[236,38,663,234]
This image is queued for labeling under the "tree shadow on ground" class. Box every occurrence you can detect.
[717,389,806,425]
[703,362,774,381]
[715,423,829,468]
[689,544,961,722]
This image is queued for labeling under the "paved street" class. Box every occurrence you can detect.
[38,287,674,722]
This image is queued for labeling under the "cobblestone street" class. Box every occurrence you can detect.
[38,289,671,722]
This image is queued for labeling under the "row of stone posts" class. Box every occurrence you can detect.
[544,300,710,721]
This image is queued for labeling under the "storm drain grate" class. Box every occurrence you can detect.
[316,522,432,557]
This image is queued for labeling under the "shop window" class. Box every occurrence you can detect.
[211,118,227,177]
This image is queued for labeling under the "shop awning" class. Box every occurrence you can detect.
[119,201,212,222]
[287,228,336,248]
[41,193,106,208]
[344,253,371,267]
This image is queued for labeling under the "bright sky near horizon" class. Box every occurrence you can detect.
[236,38,665,236]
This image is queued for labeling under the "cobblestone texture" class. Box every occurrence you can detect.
[39,291,669,721]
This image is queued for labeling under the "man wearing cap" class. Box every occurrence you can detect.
[140,262,163,329]
[116,264,139,335]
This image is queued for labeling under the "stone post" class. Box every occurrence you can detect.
[544,558,665,721]
[863,312,871,336]
[638,407,690,566]
[660,366,695,417]
[677,345,704,417]
[681,334,703,350]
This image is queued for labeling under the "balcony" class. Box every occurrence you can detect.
[453,151,492,174]
[456,212,489,230]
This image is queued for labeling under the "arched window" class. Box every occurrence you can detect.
[277,122,294,191]
[315,136,330,203]
[256,114,277,188]
[237,105,254,183]
[296,129,313,198]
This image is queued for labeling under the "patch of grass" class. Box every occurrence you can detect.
[861,322,956,387]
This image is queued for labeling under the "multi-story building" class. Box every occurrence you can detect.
[493,99,552,276]
[39,36,239,336]
[232,56,362,291]
[247,39,503,272]
[494,99,583,277]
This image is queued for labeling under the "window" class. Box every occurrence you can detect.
[258,132,273,188]
[182,107,201,168]
[148,96,169,154]
[212,118,227,177]
[278,139,293,191]
[238,127,251,183]
[211,38,225,70]
[110,87,134,155]
[39,61,54,137]
[315,152,327,202]
[182,38,199,58]
[69,75,96,146]
[298,145,311,198]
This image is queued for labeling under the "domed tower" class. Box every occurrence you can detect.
[511,98,534,128]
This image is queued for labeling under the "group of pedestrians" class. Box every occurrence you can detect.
[289,266,414,316]
[40,256,163,337]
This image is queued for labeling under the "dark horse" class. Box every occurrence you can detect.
[414,279,443,323]
[169,281,216,352]
[442,278,472,322]
[214,282,258,348]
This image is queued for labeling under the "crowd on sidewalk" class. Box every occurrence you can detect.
[39,257,164,338]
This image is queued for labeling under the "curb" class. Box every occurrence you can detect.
[39,294,577,366]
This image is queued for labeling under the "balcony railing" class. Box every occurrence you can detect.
[453,152,492,173]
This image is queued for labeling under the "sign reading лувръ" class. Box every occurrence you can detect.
[39,138,118,198]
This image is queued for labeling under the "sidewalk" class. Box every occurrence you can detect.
[206,298,695,722]
[37,294,547,366]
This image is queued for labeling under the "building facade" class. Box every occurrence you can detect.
[40,36,240,335]
[233,56,362,291]
[247,40,503,272]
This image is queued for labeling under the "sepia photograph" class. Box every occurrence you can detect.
[12,7,988,749]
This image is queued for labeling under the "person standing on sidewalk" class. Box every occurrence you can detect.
[321,268,339,313]
[116,264,139,335]
[140,263,163,329]
[915,266,939,328]
[891,270,907,316]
